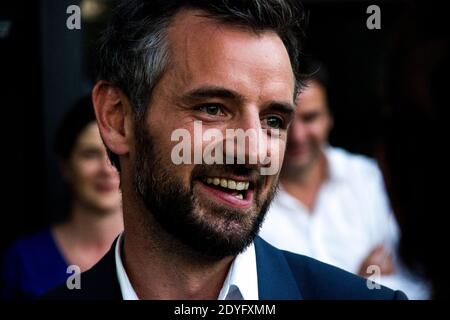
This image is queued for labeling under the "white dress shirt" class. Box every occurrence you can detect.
[114,233,259,300]
[259,146,430,299]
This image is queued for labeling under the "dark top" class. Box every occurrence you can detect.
[42,236,408,300]
[0,228,68,300]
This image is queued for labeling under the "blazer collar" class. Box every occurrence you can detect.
[254,236,303,300]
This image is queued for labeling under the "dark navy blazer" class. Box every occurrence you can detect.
[43,236,407,300]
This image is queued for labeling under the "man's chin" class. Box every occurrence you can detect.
[184,198,264,258]
[193,200,258,234]
[173,211,257,260]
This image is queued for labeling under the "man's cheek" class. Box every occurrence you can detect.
[178,164,195,188]
[278,139,287,167]
[170,122,208,165]
[170,127,194,165]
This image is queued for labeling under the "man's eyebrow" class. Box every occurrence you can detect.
[266,102,296,118]
[181,86,245,102]
[181,85,295,116]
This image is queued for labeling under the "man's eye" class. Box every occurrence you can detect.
[199,104,222,116]
[265,116,284,129]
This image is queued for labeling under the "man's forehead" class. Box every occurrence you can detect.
[168,8,249,39]
[167,8,290,63]
[164,9,295,99]
[169,8,219,31]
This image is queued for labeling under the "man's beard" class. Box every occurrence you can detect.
[132,122,278,261]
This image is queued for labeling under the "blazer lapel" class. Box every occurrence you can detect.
[254,236,303,300]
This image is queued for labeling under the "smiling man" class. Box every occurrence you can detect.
[44,0,406,300]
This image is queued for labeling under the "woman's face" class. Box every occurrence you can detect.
[64,122,121,213]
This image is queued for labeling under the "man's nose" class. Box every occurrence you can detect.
[224,108,271,167]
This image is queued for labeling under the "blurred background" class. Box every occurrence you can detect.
[0,0,448,298]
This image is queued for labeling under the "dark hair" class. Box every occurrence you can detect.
[97,0,306,170]
[54,95,97,161]
[302,57,329,90]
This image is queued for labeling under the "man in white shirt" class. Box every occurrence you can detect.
[259,64,429,299]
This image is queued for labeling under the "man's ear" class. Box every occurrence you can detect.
[92,81,131,158]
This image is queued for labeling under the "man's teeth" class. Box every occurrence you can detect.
[205,178,250,191]
[234,193,244,200]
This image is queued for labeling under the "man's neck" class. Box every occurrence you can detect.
[121,195,234,300]
[281,152,329,212]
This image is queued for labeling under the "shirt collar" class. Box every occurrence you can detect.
[217,241,258,300]
[115,233,258,300]
[115,233,138,300]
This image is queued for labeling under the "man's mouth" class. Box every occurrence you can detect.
[196,176,254,208]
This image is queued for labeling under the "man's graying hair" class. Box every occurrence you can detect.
[97,0,306,170]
